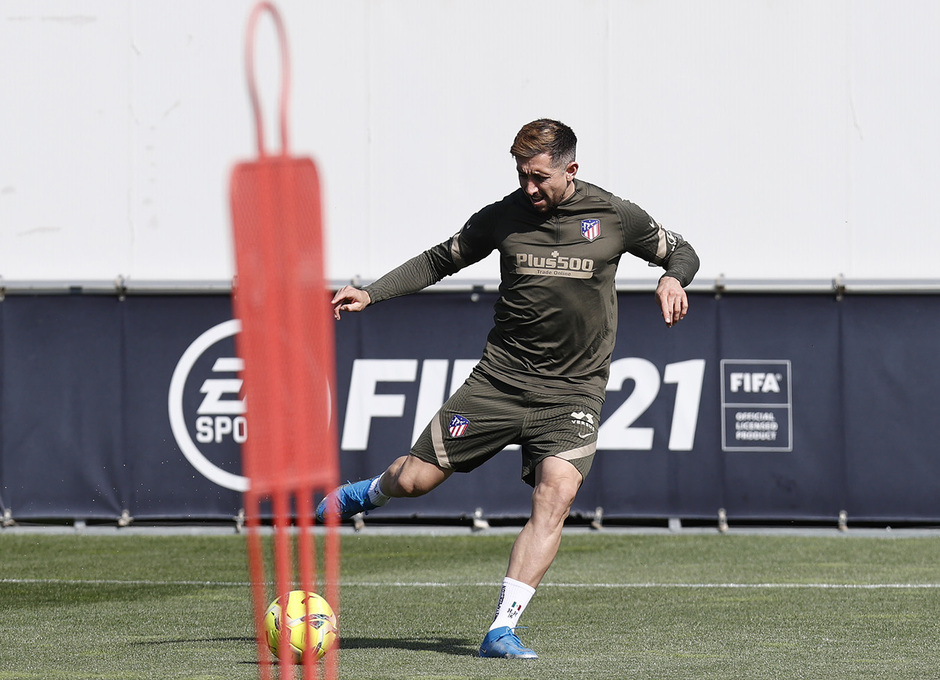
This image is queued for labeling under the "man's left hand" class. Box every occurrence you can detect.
[656,275,689,328]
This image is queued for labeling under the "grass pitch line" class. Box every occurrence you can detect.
[349,581,940,589]
[4,578,940,590]
[0,577,250,587]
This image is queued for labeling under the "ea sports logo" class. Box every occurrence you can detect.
[168,320,249,492]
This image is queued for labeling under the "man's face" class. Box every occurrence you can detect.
[515,152,578,213]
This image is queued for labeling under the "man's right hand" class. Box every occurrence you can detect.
[331,285,372,320]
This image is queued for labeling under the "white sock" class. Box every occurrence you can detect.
[366,475,390,507]
[488,577,536,632]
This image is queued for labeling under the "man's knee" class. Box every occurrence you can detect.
[530,458,582,519]
[531,478,578,515]
[384,455,450,497]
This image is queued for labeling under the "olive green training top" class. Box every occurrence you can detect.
[362,179,700,401]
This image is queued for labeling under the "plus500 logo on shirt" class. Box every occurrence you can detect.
[514,251,595,279]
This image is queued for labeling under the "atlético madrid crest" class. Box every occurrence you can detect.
[581,219,600,241]
[448,414,470,437]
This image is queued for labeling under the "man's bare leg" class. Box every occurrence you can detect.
[480,456,582,658]
[506,456,582,587]
[379,455,452,497]
[316,455,450,521]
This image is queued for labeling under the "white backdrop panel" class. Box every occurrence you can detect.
[1,1,938,283]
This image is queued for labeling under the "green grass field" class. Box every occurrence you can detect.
[1,528,938,679]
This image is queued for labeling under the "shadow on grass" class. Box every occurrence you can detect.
[135,635,477,659]
[135,637,264,667]
[339,636,478,656]
[136,636,255,646]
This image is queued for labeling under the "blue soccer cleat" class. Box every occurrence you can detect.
[478,626,538,659]
[316,478,379,522]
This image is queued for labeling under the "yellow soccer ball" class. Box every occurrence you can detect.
[263,590,338,662]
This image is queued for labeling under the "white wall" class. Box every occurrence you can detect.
[2,0,938,285]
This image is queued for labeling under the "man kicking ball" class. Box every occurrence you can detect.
[318,118,699,658]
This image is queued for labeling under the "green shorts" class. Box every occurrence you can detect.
[410,369,603,487]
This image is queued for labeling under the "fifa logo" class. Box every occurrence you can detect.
[728,372,782,393]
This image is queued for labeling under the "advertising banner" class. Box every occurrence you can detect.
[1,291,938,523]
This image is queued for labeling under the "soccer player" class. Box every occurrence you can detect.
[318,119,699,658]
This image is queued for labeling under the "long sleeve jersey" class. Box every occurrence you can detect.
[363,179,700,400]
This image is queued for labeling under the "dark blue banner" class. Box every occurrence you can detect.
[0,291,938,523]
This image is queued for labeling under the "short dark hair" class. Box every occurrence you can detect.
[510,119,577,167]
